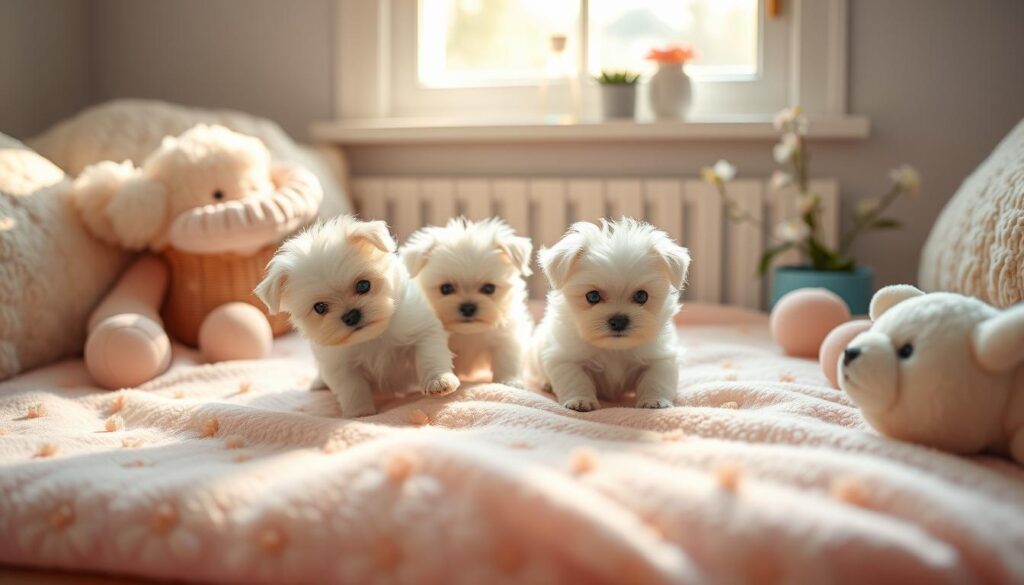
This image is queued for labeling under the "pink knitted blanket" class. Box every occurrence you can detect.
[2,306,1022,584]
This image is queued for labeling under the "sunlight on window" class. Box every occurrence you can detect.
[418,0,759,87]
[419,0,579,87]
[588,0,758,78]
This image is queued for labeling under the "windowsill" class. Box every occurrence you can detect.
[310,115,870,145]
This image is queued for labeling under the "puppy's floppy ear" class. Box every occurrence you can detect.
[972,304,1024,373]
[254,254,290,314]
[654,240,691,290]
[348,219,396,254]
[497,234,533,276]
[538,221,596,288]
[400,228,438,277]
[869,285,924,320]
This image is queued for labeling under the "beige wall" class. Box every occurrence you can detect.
[1,0,1022,286]
[92,0,335,141]
[0,0,92,138]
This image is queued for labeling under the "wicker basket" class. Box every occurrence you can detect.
[160,244,290,347]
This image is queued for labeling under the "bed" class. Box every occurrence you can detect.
[2,303,1022,585]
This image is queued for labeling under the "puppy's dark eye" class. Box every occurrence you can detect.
[355,279,371,294]
[480,283,496,295]
[585,290,602,305]
[313,302,328,315]
[633,290,649,305]
[897,343,914,359]
[213,190,224,201]
[440,283,455,295]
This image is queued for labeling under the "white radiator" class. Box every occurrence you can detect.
[352,176,839,309]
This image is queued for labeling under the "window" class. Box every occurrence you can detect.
[587,0,758,79]
[336,0,849,123]
[418,0,578,87]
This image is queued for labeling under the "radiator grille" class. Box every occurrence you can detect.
[352,176,839,309]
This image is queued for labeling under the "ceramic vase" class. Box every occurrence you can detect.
[649,63,692,120]
[771,266,875,315]
[600,85,637,119]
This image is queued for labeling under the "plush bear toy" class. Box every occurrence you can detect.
[839,285,1024,463]
[70,124,323,388]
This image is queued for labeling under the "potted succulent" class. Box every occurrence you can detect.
[646,44,698,120]
[595,70,640,119]
[701,106,921,314]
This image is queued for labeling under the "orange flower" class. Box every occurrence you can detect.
[646,44,698,64]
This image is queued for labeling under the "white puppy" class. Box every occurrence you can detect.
[255,215,459,417]
[528,218,690,411]
[400,217,534,385]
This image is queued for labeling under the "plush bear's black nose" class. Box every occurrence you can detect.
[843,347,861,366]
[459,303,477,318]
[607,314,630,332]
[341,309,362,327]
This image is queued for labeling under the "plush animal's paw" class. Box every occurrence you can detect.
[637,398,674,409]
[423,372,460,396]
[562,397,600,412]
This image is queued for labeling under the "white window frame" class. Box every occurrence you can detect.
[334,0,849,122]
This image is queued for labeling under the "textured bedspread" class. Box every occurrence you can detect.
[1,305,1023,584]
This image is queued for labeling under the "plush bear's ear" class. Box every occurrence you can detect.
[972,304,1024,373]
[538,221,598,289]
[69,160,138,245]
[869,285,925,320]
[654,240,691,290]
[106,176,168,250]
[497,234,533,277]
[348,220,396,254]
[400,228,438,277]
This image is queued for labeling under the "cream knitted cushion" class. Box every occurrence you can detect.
[0,134,129,380]
[919,119,1024,307]
[29,99,352,220]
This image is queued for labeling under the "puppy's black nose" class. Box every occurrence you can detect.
[341,309,362,327]
[843,347,861,366]
[607,314,630,332]
[459,303,477,318]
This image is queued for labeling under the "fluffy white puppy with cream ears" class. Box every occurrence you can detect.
[400,217,533,385]
[528,218,690,411]
[255,215,459,417]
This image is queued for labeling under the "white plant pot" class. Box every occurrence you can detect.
[649,63,692,120]
[599,85,637,119]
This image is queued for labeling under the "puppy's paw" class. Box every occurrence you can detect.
[309,375,328,391]
[637,398,674,409]
[562,397,600,412]
[495,377,524,389]
[423,372,460,396]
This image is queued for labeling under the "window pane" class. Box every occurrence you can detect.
[588,0,758,78]
[419,0,579,87]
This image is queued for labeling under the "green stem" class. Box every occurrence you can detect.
[714,181,763,228]
[839,184,903,254]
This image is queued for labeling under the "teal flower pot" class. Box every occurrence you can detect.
[771,266,874,315]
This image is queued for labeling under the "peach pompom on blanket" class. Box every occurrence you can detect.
[1,308,1024,584]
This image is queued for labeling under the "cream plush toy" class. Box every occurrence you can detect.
[71,124,323,389]
[839,285,1024,463]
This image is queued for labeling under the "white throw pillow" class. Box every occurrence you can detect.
[919,119,1024,307]
[0,133,129,380]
